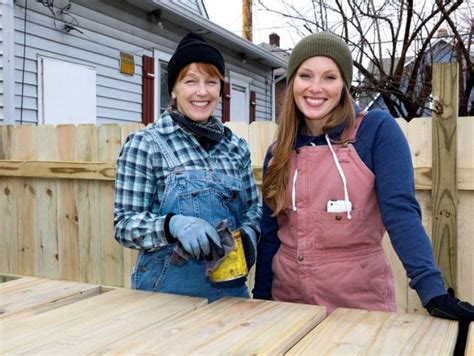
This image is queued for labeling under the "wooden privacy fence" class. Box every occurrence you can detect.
[0,117,473,313]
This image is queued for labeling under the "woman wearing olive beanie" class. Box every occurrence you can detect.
[253,32,474,321]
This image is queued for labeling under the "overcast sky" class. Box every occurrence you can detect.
[203,0,302,50]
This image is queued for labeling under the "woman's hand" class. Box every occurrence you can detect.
[426,288,474,321]
[169,215,224,259]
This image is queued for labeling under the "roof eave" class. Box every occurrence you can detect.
[145,0,287,68]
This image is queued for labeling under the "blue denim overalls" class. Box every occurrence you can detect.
[131,130,249,302]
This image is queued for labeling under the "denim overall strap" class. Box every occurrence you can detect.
[147,129,181,169]
[131,128,249,302]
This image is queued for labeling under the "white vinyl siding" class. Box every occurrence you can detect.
[7,0,275,125]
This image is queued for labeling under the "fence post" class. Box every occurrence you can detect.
[431,62,458,290]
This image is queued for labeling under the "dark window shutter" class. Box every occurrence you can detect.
[142,55,155,125]
[249,90,256,123]
[222,81,231,122]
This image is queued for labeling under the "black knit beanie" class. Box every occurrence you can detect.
[287,32,353,87]
[167,32,225,95]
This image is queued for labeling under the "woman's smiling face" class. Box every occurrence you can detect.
[172,63,221,122]
[292,56,344,136]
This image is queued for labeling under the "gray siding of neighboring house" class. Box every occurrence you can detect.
[0,5,4,123]
[6,0,275,125]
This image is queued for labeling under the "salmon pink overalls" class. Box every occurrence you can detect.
[271,114,396,313]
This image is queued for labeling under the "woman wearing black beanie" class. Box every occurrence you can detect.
[114,32,261,302]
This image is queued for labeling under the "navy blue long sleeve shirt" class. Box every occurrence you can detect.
[253,109,446,307]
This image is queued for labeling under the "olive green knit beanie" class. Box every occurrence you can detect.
[287,32,353,87]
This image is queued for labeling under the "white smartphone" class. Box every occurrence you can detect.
[327,200,352,213]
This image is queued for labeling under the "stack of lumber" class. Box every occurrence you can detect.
[0,275,466,355]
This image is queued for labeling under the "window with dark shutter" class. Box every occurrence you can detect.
[249,90,256,123]
[142,55,155,125]
[222,81,231,122]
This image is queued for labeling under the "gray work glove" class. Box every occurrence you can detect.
[169,215,223,260]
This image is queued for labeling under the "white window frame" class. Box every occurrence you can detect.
[37,55,96,125]
[229,71,252,122]
[153,49,172,122]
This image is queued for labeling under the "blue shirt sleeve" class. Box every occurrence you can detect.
[114,131,169,250]
[358,110,446,305]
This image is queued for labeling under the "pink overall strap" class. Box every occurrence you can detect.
[341,111,367,143]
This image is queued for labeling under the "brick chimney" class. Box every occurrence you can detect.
[269,32,280,47]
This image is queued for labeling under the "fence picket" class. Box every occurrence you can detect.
[0,118,472,311]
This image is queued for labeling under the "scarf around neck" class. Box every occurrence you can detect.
[169,110,224,143]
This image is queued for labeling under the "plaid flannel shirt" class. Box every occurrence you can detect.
[114,112,261,251]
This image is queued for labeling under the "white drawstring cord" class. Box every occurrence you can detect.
[325,134,352,220]
[292,169,298,211]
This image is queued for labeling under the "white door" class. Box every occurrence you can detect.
[229,71,251,123]
[230,84,247,123]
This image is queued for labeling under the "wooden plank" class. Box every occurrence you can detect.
[467,322,474,356]
[96,297,326,354]
[1,160,473,190]
[15,125,36,277]
[98,124,123,286]
[76,125,101,283]
[119,123,143,288]
[0,160,116,180]
[56,125,80,281]
[406,118,434,314]
[224,121,249,142]
[431,62,458,290]
[457,117,474,303]
[382,118,410,312]
[0,126,19,274]
[382,232,408,312]
[0,276,43,290]
[1,288,206,354]
[0,277,100,319]
[287,308,458,355]
[33,125,59,279]
[248,120,278,166]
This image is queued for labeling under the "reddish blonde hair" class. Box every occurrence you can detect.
[170,63,224,110]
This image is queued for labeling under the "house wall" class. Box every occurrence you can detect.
[5,0,274,125]
[0,0,16,124]
[0,4,4,123]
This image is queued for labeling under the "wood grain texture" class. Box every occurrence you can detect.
[0,126,18,274]
[98,124,123,287]
[248,120,278,166]
[467,322,474,356]
[0,277,100,319]
[56,125,80,282]
[76,125,101,284]
[431,63,458,290]
[95,297,326,355]
[1,287,206,354]
[456,117,474,301]
[34,125,59,280]
[0,160,116,180]
[224,121,250,142]
[119,123,143,287]
[288,308,458,355]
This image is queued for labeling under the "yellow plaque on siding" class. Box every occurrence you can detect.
[119,52,135,75]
